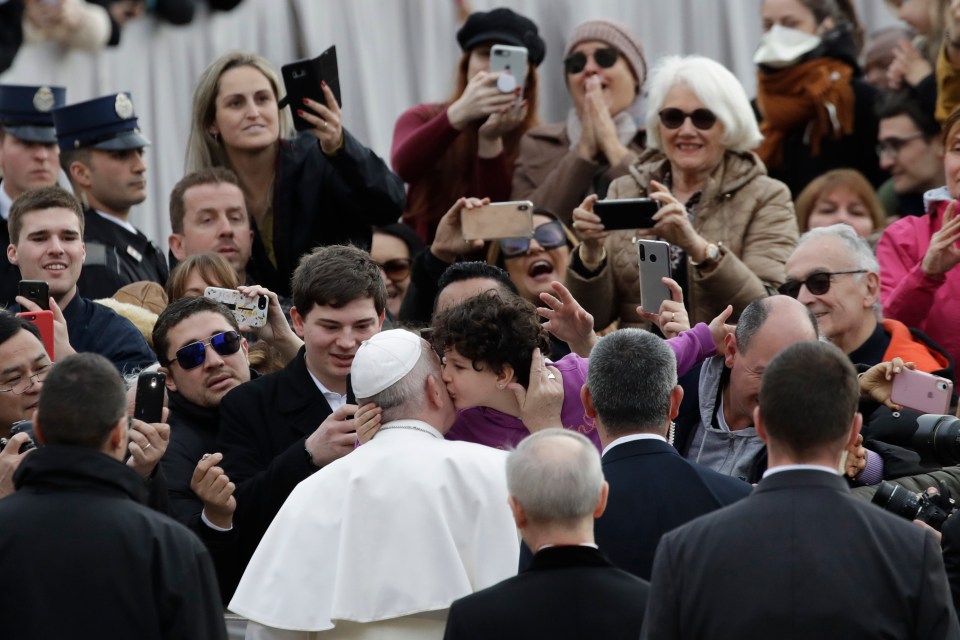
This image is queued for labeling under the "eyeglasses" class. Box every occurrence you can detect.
[875,134,926,158]
[777,270,867,298]
[500,220,568,258]
[563,47,620,75]
[167,331,241,370]
[658,108,718,130]
[374,258,411,282]
[0,363,52,395]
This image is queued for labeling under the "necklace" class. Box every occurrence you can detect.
[378,424,442,439]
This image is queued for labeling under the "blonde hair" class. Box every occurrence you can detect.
[185,51,294,173]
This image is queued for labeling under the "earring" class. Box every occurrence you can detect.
[497,384,504,390]
[210,130,220,143]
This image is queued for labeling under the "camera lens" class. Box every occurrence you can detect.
[258,296,267,309]
[937,381,948,391]
[912,414,960,466]
[518,204,528,211]
[872,481,921,520]
[650,254,657,262]
[638,245,646,261]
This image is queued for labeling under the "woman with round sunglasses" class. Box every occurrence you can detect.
[568,55,797,329]
[511,19,647,226]
[185,51,405,299]
[754,0,883,198]
[877,104,960,368]
[391,7,545,243]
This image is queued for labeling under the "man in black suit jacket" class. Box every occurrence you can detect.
[218,244,385,578]
[644,341,960,639]
[585,329,751,581]
[445,428,648,640]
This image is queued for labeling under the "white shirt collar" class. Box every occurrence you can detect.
[762,464,839,479]
[306,366,347,411]
[0,182,13,221]
[94,209,139,235]
[602,432,666,457]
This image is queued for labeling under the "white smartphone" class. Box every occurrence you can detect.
[203,287,268,329]
[461,200,534,241]
[637,240,673,315]
[489,44,528,110]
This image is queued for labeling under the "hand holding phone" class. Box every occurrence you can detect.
[281,45,341,132]
[489,45,528,110]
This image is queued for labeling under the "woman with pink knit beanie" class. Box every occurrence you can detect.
[511,19,647,225]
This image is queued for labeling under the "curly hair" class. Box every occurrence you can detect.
[431,291,549,388]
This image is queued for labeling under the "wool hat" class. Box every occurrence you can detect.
[351,329,423,398]
[565,19,647,87]
[457,7,546,66]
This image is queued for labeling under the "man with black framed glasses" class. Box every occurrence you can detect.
[876,91,943,217]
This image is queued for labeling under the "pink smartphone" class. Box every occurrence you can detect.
[17,310,54,361]
[890,368,953,414]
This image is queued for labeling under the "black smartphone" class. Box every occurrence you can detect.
[346,373,357,406]
[18,280,49,310]
[594,198,660,230]
[281,45,342,131]
[134,371,166,424]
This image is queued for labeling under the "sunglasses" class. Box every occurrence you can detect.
[500,220,568,258]
[167,331,241,370]
[658,108,718,130]
[777,270,867,298]
[374,258,411,281]
[563,47,620,75]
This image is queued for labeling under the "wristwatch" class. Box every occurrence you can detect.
[691,242,721,268]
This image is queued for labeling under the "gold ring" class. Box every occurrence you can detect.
[143,443,152,451]
[671,312,676,322]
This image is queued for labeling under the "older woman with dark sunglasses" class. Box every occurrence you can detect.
[567,55,797,329]
[511,20,647,225]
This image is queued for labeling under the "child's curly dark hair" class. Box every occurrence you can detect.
[431,291,550,388]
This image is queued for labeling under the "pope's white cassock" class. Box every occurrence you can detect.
[229,420,520,639]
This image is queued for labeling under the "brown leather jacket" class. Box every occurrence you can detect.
[510,121,644,225]
[566,149,797,327]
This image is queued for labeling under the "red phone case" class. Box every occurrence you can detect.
[17,310,54,361]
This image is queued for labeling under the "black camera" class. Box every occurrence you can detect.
[911,414,960,466]
[0,420,38,454]
[871,480,956,531]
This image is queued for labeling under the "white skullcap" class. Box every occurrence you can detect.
[351,329,423,398]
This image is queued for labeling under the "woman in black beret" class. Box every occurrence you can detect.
[391,7,545,243]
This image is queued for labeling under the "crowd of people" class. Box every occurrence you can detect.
[5,0,960,638]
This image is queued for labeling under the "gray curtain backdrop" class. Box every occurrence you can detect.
[0,0,899,249]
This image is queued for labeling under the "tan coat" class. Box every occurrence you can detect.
[566,149,797,327]
[510,121,643,225]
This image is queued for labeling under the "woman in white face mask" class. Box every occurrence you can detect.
[754,0,884,199]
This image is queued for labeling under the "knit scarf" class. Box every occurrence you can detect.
[755,57,854,168]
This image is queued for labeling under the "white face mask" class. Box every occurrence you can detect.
[754,24,822,68]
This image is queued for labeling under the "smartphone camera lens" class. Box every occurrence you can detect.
[938,381,948,392]
[518,204,528,211]
[649,253,657,262]
[638,245,646,261]
[259,296,267,310]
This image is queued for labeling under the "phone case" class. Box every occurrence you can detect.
[134,371,166,424]
[203,287,269,328]
[461,201,534,241]
[18,280,49,310]
[891,368,953,415]
[281,45,341,131]
[16,310,54,360]
[637,240,673,315]
[489,44,528,109]
[594,198,660,231]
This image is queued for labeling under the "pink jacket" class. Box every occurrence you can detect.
[877,187,960,367]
